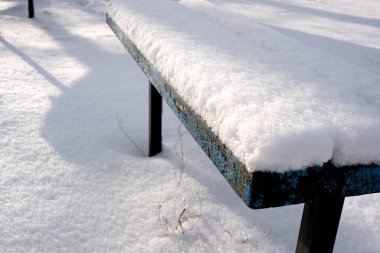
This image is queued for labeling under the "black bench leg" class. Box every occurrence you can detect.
[149,82,162,157]
[295,194,345,253]
[28,0,34,18]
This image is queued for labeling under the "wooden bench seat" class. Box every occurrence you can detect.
[106,1,380,252]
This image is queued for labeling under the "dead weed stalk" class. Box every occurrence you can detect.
[116,112,147,157]
[157,192,202,235]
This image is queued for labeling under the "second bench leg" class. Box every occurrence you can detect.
[149,82,162,157]
[28,0,34,18]
[295,194,345,253]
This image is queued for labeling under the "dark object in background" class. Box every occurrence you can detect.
[28,0,34,18]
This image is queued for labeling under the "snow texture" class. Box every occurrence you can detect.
[108,0,380,172]
[1,0,380,252]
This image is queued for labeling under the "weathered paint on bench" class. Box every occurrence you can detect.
[106,13,380,209]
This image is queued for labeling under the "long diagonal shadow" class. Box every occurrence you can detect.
[0,35,68,92]
[235,0,380,28]
[263,24,380,76]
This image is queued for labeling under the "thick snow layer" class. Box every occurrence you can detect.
[2,0,380,252]
[108,0,380,172]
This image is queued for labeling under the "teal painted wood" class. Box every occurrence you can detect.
[106,14,380,209]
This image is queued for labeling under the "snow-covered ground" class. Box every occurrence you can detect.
[1,0,380,252]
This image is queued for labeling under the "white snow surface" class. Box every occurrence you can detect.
[1,0,380,252]
[108,0,380,172]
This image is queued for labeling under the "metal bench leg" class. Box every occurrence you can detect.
[149,82,162,156]
[295,194,345,253]
[28,0,34,18]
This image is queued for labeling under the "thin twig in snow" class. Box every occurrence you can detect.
[217,209,249,243]
[217,209,234,238]
[264,227,272,239]
[157,192,202,235]
[175,124,187,186]
[157,204,174,234]
[116,112,147,157]
[176,208,188,234]
[187,191,202,230]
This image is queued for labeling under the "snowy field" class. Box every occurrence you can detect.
[1,0,380,252]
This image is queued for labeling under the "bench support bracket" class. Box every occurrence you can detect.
[149,82,162,156]
[296,194,345,253]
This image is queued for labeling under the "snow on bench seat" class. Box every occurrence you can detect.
[106,0,380,208]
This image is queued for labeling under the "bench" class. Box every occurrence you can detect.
[106,1,380,252]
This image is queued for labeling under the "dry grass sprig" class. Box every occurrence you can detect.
[217,209,249,243]
[157,192,202,235]
[175,124,187,186]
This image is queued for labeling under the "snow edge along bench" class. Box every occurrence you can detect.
[106,2,380,252]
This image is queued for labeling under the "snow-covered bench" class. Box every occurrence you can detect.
[106,1,380,252]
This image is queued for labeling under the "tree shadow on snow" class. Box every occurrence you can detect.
[33,11,150,167]
[0,35,68,92]
[230,0,380,28]
[264,24,380,76]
